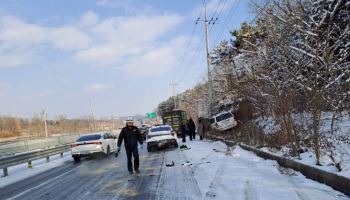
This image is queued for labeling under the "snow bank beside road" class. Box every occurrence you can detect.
[180,140,349,200]
[255,112,350,178]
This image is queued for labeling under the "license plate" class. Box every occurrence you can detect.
[158,142,167,147]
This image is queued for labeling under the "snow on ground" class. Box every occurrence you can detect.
[180,140,349,200]
[0,151,72,188]
[255,116,280,135]
[256,112,350,178]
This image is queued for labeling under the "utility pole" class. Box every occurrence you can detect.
[42,110,48,137]
[89,98,96,131]
[196,5,217,118]
[170,81,178,109]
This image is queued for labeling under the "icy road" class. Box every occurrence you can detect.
[0,140,348,200]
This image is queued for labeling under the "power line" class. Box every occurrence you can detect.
[176,1,221,85]
[178,0,241,94]
[171,21,198,82]
[171,0,207,83]
[178,0,231,86]
[209,0,228,32]
[213,0,240,45]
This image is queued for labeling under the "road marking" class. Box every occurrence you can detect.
[6,167,76,200]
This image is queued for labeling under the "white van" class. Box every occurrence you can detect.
[210,112,237,131]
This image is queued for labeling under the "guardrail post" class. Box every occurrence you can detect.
[46,156,50,162]
[60,152,64,158]
[28,161,33,169]
[3,167,8,177]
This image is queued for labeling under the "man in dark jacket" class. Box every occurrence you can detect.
[117,118,143,174]
[180,123,188,143]
[187,118,196,141]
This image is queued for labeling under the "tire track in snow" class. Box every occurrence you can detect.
[155,149,202,200]
[235,155,344,200]
[244,180,259,200]
[203,156,228,199]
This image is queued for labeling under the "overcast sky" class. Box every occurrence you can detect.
[0,0,252,119]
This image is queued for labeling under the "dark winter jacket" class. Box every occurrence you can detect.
[117,126,143,149]
[180,124,188,134]
[187,119,196,132]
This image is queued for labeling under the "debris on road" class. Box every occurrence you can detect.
[179,144,191,151]
[182,161,192,166]
[166,161,175,167]
[148,173,158,176]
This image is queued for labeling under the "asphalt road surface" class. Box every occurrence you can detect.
[0,147,200,200]
[1,141,349,200]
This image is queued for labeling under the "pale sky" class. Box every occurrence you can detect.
[0,0,252,118]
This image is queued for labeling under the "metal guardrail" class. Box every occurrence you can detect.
[0,135,79,156]
[0,145,71,177]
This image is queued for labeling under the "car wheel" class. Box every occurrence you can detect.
[174,143,178,148]
[106,146,111,157]
[73,156,81,162]
[147,146,152,152]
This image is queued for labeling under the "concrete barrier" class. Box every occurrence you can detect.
[206,135,350,196]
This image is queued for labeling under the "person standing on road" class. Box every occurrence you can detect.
[197,118,204,140]
[117,118,143,174]
[187,118,196,141]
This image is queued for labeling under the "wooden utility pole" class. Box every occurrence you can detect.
[196,5,217,118]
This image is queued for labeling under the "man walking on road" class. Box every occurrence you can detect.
[117,118,143,174]
[187,118,196,141]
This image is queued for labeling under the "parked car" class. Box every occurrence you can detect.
[146,125,178,152]
[210,112,237,131]
[71,132,117,162]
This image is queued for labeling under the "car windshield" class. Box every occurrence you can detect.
[77,134,101,142]
[216,113,233,122]
[150,126,171,132]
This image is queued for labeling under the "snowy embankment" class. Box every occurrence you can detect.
[179,140,349,200]
[0,151,72,188]
[255,112,350,178]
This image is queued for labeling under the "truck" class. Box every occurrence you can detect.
[162,110,188,135]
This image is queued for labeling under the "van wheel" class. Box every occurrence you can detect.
[106,146,110,157]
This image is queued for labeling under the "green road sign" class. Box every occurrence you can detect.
[146,112,157,119]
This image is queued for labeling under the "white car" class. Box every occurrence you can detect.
[146,125,178,152]
[210,112,237,131]
[71,132,117,162]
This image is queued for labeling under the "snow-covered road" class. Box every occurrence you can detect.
[179,140,349,200]
[0,139,348,200]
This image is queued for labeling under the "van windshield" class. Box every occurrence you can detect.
[216,113,233,122]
